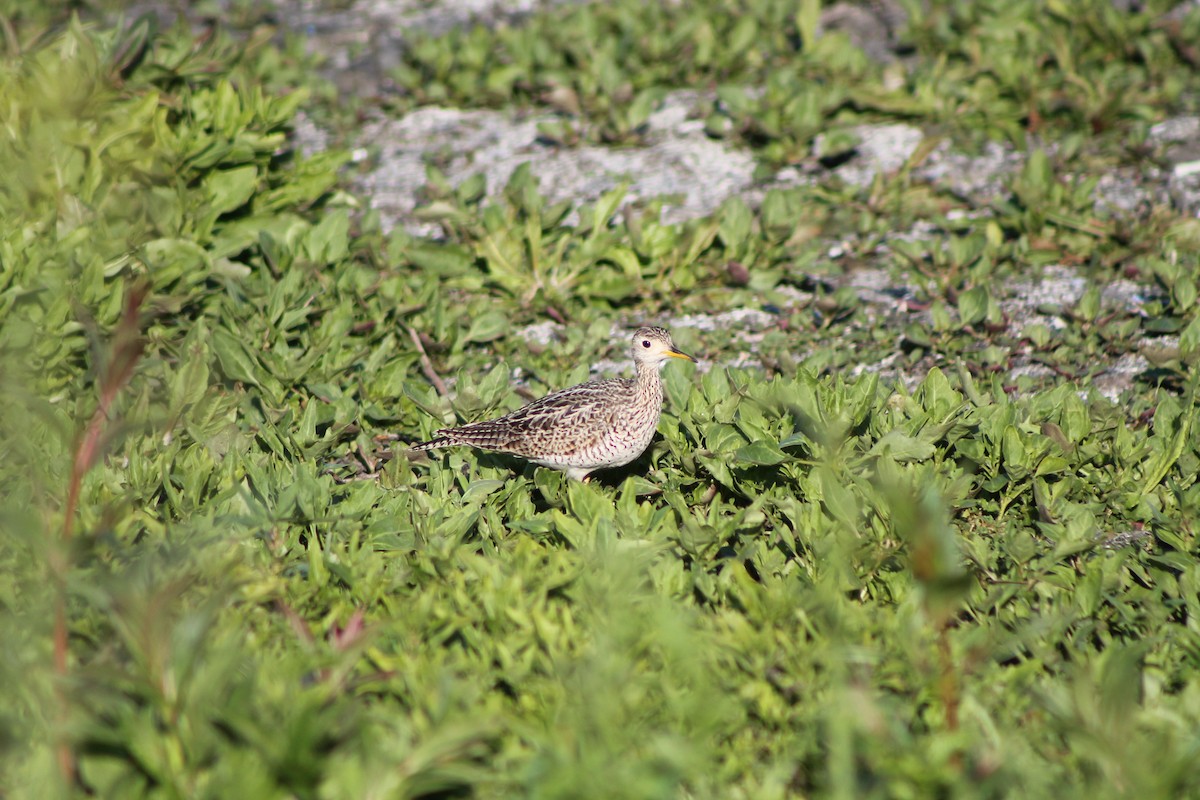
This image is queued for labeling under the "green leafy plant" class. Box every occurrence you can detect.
[5,4,1200,799]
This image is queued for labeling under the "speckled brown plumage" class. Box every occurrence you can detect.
[411,326,695,481]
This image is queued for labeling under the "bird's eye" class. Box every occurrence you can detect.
[642,340,652,348]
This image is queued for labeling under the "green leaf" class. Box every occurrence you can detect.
[1001,425,1028,477]
[1139,380,1195,499]
[1181,316,1200,356]
[1035,455,1070,477]
[205,165,259,216]
[601,245,643,280]
[464,312,510,343]
[170,325,212,411]
[585,183,629,244]
[1076,286,1101,322]
[735,440,788,466]
[461,479,506,503]
[957,286,988,327]
[868,430,935,463]
[1060,392,1091,443]
[304,209,350,264]
[915,368,963,419]
[211,327,262,387]
[407,242,475,276]
[815,466,858,528]
[717,197,753,253]
[1173,277,1197,312]
[795,0,821,47]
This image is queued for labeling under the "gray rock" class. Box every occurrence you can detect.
[355,94,756,234]
[818,123,926,187]
[915,140,1023,203]
[818,0,910,64]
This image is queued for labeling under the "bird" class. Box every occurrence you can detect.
[410,326,695,481]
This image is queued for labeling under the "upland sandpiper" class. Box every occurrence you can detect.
[410,326,695,481]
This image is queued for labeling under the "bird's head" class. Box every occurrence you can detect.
[631,326,695,368]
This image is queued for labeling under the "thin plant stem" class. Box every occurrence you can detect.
[52,280,148,786]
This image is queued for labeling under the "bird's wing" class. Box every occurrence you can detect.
[443,379,631,452]
[500,379,629,428]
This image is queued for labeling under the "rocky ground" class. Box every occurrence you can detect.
[117,0,1200,397]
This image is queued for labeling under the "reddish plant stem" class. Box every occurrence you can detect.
[52,281,148,786]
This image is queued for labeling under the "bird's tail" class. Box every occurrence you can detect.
[411,419,520,452]
[409,433,457,451]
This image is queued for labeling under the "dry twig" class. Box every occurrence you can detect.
[407,326,449,398]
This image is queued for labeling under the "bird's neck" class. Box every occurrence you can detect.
[634,362,664,401]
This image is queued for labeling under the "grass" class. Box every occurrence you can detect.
[2,1,1200,798]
